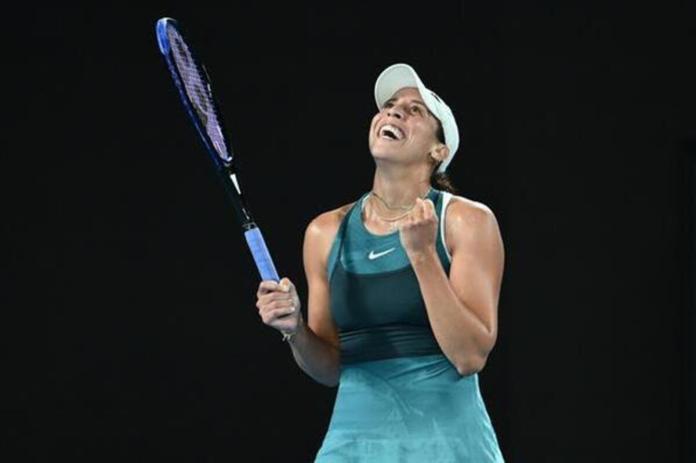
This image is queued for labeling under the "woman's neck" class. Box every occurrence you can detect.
[370,168,432,209]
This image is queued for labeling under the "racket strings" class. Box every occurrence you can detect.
[167,29,229,161]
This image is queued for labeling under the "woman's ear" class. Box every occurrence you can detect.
[430,144,449,164]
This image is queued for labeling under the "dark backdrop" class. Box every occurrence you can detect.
[4,2,694,462]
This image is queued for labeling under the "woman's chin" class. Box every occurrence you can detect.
[370,144,403,159]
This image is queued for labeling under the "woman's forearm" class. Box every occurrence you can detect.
[287,320,341,387]
[409,248,495,375]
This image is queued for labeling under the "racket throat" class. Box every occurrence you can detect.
[218,170,254,227]
[228,172,241,195]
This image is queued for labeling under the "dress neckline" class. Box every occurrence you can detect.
[357,188,436,238]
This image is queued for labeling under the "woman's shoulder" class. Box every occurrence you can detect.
[444,193,495,218]
[304,200,357,244]
[443,193,500,239]
[303,200,359,270]
[442,192,504,268]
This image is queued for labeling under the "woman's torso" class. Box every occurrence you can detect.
[326,187,454,364]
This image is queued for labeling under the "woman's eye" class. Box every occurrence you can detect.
[411,106,421,114]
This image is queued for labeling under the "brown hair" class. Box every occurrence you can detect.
[429,122,457,193]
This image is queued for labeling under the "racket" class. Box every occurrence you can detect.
[155,17,279,282]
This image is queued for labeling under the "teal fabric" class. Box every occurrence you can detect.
[327,188,451,364]
[316,188,505,462]
[315,355,505,462]
[327,188,450,278]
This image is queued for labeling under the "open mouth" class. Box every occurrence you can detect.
[378,124,405,141]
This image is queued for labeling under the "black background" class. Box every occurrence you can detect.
[4,2,695,462]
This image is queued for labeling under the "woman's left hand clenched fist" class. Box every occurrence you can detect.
[398,198,438,259]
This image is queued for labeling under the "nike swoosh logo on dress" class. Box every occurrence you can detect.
[368,248,396,260]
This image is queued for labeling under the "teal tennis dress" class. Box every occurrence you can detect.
[314,188,505,462]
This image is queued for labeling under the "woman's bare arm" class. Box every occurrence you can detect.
[256,206,350,387]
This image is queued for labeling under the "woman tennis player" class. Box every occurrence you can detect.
[256,63,505,462]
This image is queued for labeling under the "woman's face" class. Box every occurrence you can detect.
[368,87,442,169]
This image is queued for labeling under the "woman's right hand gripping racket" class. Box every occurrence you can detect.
[155,17,279,283]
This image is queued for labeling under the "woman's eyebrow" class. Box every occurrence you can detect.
[383,98,429,108]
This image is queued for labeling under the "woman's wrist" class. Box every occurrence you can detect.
[281,314,305,343]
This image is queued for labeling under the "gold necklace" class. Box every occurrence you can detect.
[368,188,431,226]
[370,187,431,211]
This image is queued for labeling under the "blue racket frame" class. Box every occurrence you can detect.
[156,17,279,282]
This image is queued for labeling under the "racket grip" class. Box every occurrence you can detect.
[244,227,280,282]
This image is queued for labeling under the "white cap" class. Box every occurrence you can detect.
[374,63,459,173]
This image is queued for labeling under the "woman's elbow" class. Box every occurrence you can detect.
[316,373,340,388]
[455,355,487,377]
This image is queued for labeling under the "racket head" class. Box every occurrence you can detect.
[156,17,234,171]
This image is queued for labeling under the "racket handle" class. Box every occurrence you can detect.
[244,227,280,282]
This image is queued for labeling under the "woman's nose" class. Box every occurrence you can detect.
[387,106,404,119]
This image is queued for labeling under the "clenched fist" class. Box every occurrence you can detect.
[398,197,438,258]
[256,277,302,337]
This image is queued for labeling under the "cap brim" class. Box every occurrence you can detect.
[375,64,427,108]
